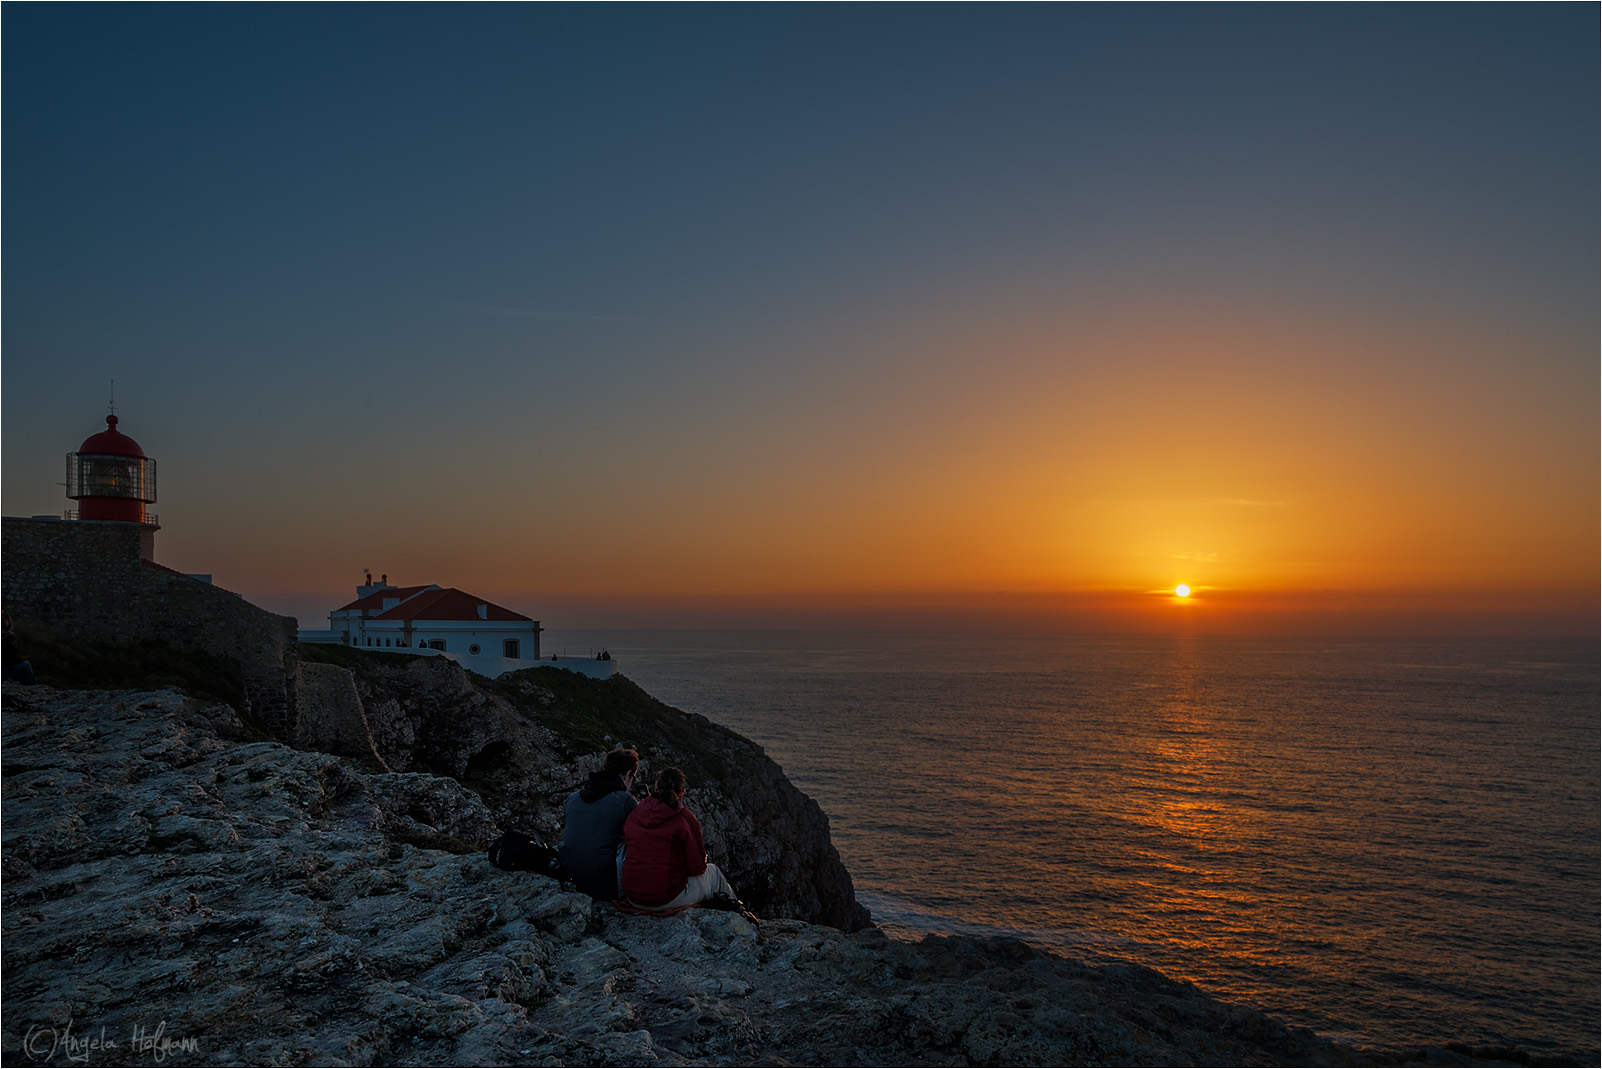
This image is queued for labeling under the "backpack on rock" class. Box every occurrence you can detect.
[487,832,571,885]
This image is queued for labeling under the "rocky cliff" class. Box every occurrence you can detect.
[1,682,1387,1067]
[293,647,868,930]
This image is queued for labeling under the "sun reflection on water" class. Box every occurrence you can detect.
[597,629,1602,1056]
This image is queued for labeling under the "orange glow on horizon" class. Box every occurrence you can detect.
[58,297,1591,640]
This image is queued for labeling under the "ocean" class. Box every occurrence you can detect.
[543,629,1599,1059]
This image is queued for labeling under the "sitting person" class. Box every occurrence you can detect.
[557,748,639,900]
[2,613,33,686]
[621,766,751,918]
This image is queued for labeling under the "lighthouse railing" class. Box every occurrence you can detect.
[63,509,159,527]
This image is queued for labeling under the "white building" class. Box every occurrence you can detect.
[301,577,541,677]
[301,576,616,680]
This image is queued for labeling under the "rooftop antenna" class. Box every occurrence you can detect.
[109,379,116,416]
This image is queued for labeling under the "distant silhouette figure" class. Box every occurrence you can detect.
[3,613,35,685]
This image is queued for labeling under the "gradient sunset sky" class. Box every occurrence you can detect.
[4,6,1596,635]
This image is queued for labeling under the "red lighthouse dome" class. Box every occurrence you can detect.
[66,415,158,525]
[77,414,147,459]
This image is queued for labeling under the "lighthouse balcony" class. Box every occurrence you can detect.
[63,509,159,527]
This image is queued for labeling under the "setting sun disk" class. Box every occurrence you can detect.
[1174,585,1191,598]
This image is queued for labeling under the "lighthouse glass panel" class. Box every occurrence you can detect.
[70,454,157,502]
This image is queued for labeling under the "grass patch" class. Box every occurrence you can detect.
[297,643,417,670]
[17,626,248,709]
[494,667,756,786]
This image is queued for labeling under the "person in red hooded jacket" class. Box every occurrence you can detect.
[621,766,745,912]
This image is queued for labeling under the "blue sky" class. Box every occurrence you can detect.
[5,6,1595,632]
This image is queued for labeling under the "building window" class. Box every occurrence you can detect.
[503,639,520,659]
[428,640,446,651]
[468,644,481,655]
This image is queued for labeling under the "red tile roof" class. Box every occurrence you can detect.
[334,585,437,612]
[370,587,532,623]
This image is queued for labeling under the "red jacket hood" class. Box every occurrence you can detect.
[629,796,685,830]
[621,794,707,906]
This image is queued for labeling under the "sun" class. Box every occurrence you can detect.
[1174,584,1191,598]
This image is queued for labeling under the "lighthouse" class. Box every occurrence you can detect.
[65,415,158,527]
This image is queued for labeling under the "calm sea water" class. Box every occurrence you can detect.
[544,629,1599,1058]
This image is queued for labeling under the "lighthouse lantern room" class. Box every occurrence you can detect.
[65,415,158,526]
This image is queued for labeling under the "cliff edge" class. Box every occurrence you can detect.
[294,646,869,931]
[1,683,1382,1066]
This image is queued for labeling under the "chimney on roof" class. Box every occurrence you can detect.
[356,572,391,599]
[477,604,488,620]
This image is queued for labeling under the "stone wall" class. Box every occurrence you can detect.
[293,661,390,771]
[2,516,300,736]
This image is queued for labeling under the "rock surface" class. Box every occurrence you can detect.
[1,683,1409,1067]
[300,649,868,930]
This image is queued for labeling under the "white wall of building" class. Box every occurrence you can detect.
[300,584,552,678]
[329,617,542,678]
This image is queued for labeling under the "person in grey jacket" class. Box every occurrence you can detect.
[558,748,639,899]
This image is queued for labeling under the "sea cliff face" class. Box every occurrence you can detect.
[294,649,869,931]
[0,682,1381,1067]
